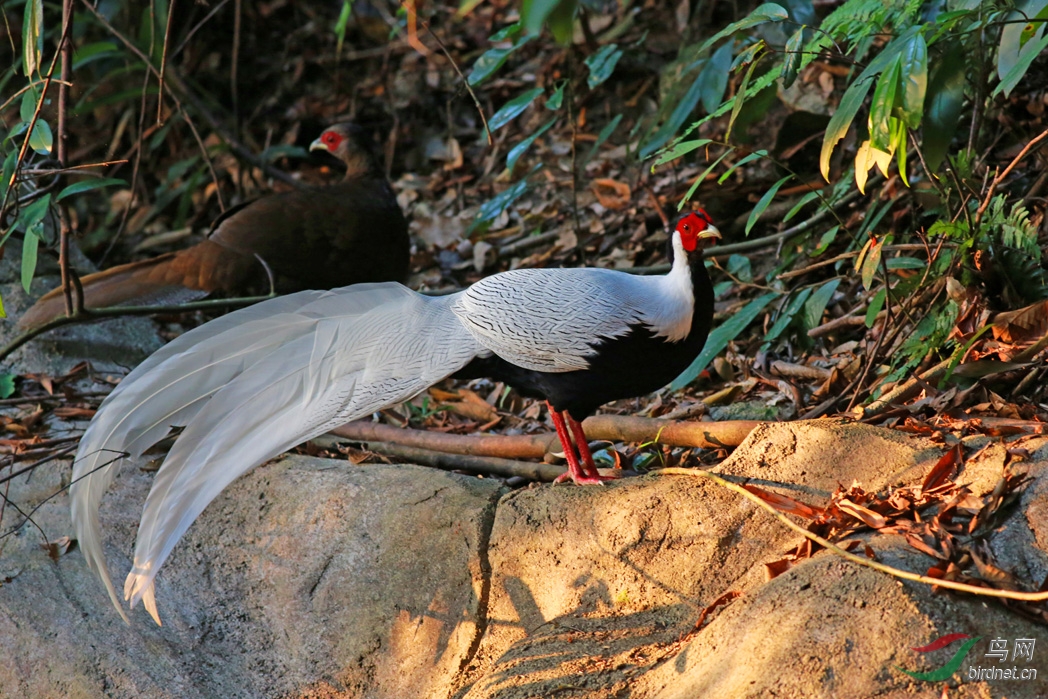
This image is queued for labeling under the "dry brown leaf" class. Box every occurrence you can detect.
[742,484,823,519]
[992,299,1048,343]
[921,443,962,492]
[836,498,888,528]
[591,178,631,209]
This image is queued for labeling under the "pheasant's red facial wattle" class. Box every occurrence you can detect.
[675,210,713,252]
[320,130,344,151]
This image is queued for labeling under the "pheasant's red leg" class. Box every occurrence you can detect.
[547,402,614,485]
[567,413,618,483]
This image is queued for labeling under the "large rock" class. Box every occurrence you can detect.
[0,421,1044,698]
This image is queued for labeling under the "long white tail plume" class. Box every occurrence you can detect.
[71,283,481,624]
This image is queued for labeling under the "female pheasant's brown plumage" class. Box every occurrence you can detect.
[19,123,410,329]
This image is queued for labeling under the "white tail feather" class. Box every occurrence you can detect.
[71,283,481,623]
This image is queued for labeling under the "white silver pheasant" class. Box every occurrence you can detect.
[70,211,720,624]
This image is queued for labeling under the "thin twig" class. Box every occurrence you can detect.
[659,467,1048,602]
[974,126,1048,224]
[418,16,492,147]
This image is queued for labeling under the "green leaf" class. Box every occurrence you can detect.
[803,278,840,330]
[1,150,17,189]
[746,175,791,236]
[469,168,539,232]
[670,292,779,389]
[507,118,556,171]
[20,90,38,123]
[641,41,732,159]
[995,33,1048,97]
[56,178,128,202]
[677,150,730,210]
[489,88,544,131]
[489,22,523,42]
[585,44,623,90]
[23,0,43,77]
[886,256,925,270]
[0,375,15,399]
[0,295,5,320]
[922,42,966,172]
[15,193,51,232]
[819,26,921,180]
[726,51,760,142]
[783,189,820,223]
[21,224,40,293]
[898,31,927,128]
[865,288,887,327]
[652,139,713,168]
[334,0,352,55]
[811,225,839,256]
[545,0,578,45]
[763,288,813,348]
[73,41,120,70]
[726,254,753,283]
[997,3,1048,85]
[468,35,533,86]
[545,82,565,110]
[820,78,874,181]
[584,113,622,163]
[781,26,805,89]
[28,118,52,155]
[689,3,788,60]
[718,150,767,185]
[868,57,901,152]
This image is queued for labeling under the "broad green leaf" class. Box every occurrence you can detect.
[892,117,909,187]
[545,0,578,45]
[0,374,14,398]
[670,292,779,389]
[997,2,1048,83]
[21,90,38,123]
[865,288,887,327]
[469,166,540,231]
[923,42,966,172]
[803,278,840,330]
[811,225,839,256]
[16,193,51,232]
[585,44,623,90]
[28,119,53,155]
[73,41,120,70]
[468,35,533,86]
[746,175,791,236]
[21,224,40,293]
[898,31,927,128]
[652,138,712,168]
[818,27,921,181]
[821,78,874,181]
[545,82,565,110]
[995,33,1048,97]
[780,26,805,88]
[56,178,128,202]
[868,57,900,152]
[726,254,753,283]
[1,150,16,188]
[762,288,813,348]
[23,0,43,77]
[489,88,544,131]
[489,22,522,42]
[886,256,925,270]
[506,117,555,170]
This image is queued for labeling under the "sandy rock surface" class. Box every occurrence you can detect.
[0,420,1044,699]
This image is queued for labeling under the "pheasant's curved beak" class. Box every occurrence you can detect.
[309,138,328,153]
[698,224,722,241]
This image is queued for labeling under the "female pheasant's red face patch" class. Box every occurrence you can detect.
[319,130,344,151]
[676,210,714,251]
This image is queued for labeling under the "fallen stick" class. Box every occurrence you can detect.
[313,436,567,482]
[329,416,760,460]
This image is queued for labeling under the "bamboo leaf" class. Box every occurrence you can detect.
[56,178,128,202]
[865,288,887,327]
[923,42,966,172]
[489,88,544,131]
[585,44,623,89]
[763,288,813,348]
[21,224,41,293]
[506,118,555,171]
[780,26,805,89]
[898,31,927,128]
[746,175,791,236]
[803,278,840,330]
